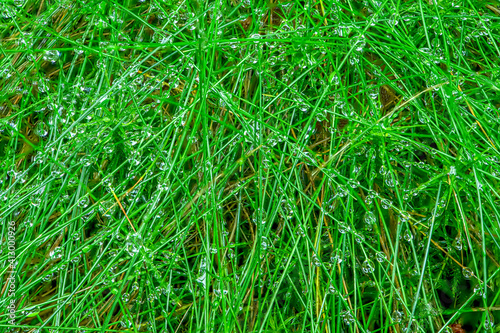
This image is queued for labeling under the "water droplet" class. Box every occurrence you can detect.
[376,252,386,263]
[392,310,403,323]
[78,196,89,208]
[462,267,473,279]
[125,233,142,257]
[43,50,60,63]
[312,253,321,267]
[50,247,63,260]
[51,166,64,178]
[354,232,365,243]
[252,208,268,225]
[399,212,410,223]
[454,236,462,251]
[350,34,366,52]
[418,110,428,123]
[485,317,495,330]
[196,258,207,289]
[342,310,355,325]
[296,225,306,237]
[362,259,375,274]
[157,179,171,192]
[104,143,114,154]
[31,195,42,207]
[261,236,269,251]
[403,230,413,242]
[338,221,350,234]
[364,211,376,225]
[347,179,359,188]
[331,74,340,85]
[128,150,141,166]
[384,174,395,187]
[34,122,48,137]
[381,199,392,209]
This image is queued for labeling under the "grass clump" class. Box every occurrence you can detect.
[1,0,500,332]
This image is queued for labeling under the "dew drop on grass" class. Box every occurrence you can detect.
[337,185,348,198]
[128,150,141,166]
[34,122,48,137]
[125,233,142,257]
[250,33,260,43]
[381,199,392,209]
[331,250,343,264]
[384,175,395,188]
[104,143,113,154]
[43,50,60,63]
[50,247,63,260]
[341,310,355,325]
[30,195,42,207]
[331,74,339,85]
[354,232,365,243]
[338,221,350,234]
[51,166,63,178]
[157,179,171,192]
[252,209,267,225]
[376,252,386,263]
[364,211,376,225]
[261,236,269,251]
[418,110,428,123]
[100,200,116,218]
[27,306,41,317]
[156,160,169,171]
[312,254,321,267]
[78,196,89,208]
[399,212,410,223]
[347,179,359,188]
[34,151,45,164]
[484,317,494,330]
[350,34,366,52]
[362,259,375,274]
[315,108,327,122]
[196,258,207,289]
[392,310,403,323]
[462,267,473,279]
[349,52,360,65]
[473,283,484,298]
[296,225,306,237]
[403,230,413,242]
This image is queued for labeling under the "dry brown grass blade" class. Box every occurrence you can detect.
[110,188,137,233]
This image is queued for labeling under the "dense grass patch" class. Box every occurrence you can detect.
[1,0,500,332]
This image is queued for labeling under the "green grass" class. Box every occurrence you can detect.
[1,0,500,332]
